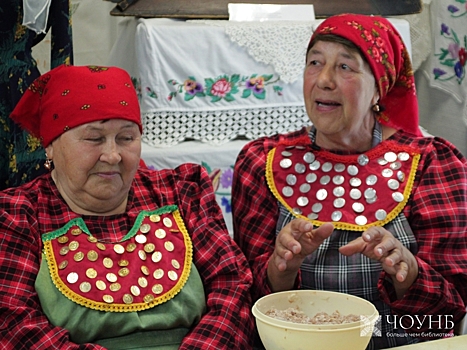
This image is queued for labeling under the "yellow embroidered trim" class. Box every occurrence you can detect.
[44,207,193,312]
[266,148,421,231]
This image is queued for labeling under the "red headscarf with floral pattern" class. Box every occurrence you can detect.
[309,14,422,136]
[10,64,142,147]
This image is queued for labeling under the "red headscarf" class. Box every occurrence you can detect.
[10,65,143,147]
[309,14,422,136]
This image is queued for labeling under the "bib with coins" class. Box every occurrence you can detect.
[266,141,420,231]
[42,205,192,312]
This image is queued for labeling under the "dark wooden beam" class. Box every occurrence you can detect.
[109,0,422,19]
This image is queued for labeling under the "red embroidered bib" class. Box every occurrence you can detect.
[42,205,192,312]
[266,141,420,231]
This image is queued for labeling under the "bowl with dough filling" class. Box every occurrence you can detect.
[252,290,379,350]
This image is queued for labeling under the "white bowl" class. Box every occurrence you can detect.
[252,290,379,350]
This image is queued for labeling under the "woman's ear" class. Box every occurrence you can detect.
[45,144,53,160]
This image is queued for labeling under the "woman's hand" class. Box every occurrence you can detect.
[339,226,419,299]
[267,219,334,292]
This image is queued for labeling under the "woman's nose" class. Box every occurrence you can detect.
[100,141,122,164]
[316,65,336,90]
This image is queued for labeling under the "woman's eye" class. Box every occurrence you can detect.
[340,63,350,70]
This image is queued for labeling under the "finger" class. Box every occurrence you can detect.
[339,237,366,256]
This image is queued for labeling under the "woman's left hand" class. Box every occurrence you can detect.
[339,226,419,299]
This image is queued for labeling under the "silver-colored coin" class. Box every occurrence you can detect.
[392,192,404,202]
[397,171,405,182]
[322,162,333,172]
[286,174,297,186]
[384,152,397,163]
[333,186,345,197]
[388,179,400,190]
[366,196,378,204]
[303,152,315,163]
[292,207,302,215]
[331,211,342,221]
[307,213,319,220]
[67,272,79,284]
[282,150,293,157]
[306,173,317,183]
[382,168,393,178]
[366,174,378,186]
[280,158,292,169]
[349,177,362,187]
[332,175,345,185]
[312,202,323,213]
[390,161,402,170]
[316,189,328,200]
[352,202,365,213]
[334,163,346,172]
[377,158,388,166]
[333,198,345,209]
[357,154,369,166]
[364,188,377,199]
[309,160,321,171]
[398,152,410,161]
[282,186,294,197]
[295,163,306,174]
[375,209,387,220]
[297,196,309,207]
[320,175,331,185]
[299,183,311,193]
[355,215,368,225]
[347,165,359,176]
[350,188,362,200]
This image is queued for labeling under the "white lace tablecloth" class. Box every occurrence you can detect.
[109,17,412,147]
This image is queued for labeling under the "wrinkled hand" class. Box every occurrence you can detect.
[272,219,334,272]
[339,226,418,298]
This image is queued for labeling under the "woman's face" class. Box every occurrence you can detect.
[303,40,380,150]
[46,119,142,214]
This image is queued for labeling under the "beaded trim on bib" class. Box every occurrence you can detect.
[266,141,420,231]
[42,205,192,312]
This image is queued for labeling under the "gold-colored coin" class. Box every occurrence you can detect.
[73,251,84,262]
[144,294,155,303]
[151,251,162,263]
[87,236,98,243]
[103,257,113,268]
[168,270,178,281]
[126,243,137,253]
[59,246,70,256]
[130,285,141,296]
[58,236,69,244]
[155,228,166,239]
[114,244,125,254]
[58,260,68,270]
[87,250,98,262]
[138,277,148,288]
[164,241,174,252]
[169,229,180,233]
[96,280,107,291]
[141,265,150,276]
[103,295,114,303]
[69,241,79,251]
[144,243,155,253]
[123,293,134,304]
[172,259,180,269]
[163,217,173,228]
[109,282,121,292]
[71,228,82,236]
[138,250,147,261]
[135,234,147,244]
[67,272,79,284]
[96,243,106,251]
[106,272,118,283]
[139,223,151,234]
[153,268,164,279]
[118,267,130,277]
[152,284,163,294]
[80,281,91,293]
[86,268,98,279]
[149,214,160,223]
[118,259,129,267]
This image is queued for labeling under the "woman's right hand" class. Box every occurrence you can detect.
[267,219,334,291]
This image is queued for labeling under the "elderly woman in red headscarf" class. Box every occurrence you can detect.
[0,65,254,349]
[232,14,467,348]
